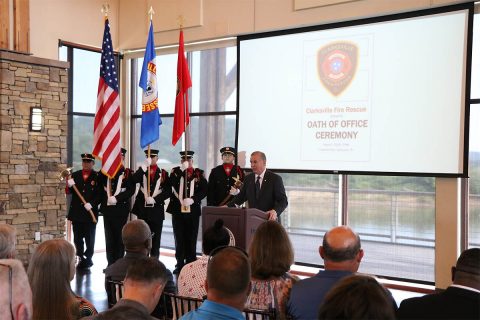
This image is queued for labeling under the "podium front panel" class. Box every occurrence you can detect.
[202,207,267,250]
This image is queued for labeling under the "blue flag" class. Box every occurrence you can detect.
[139,21,161,149]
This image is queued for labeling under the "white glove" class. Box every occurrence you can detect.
[229,187,240,196]
[183,198,194,206]
[181,161,189,170]
[67,178,75,187]
[84,203,93,211]
[146,196,156,205]
[107,196,117,206]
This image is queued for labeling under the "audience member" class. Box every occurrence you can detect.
[397,247,480,319]
[180,246,251,320]
[84,257,168,320]
[0,224,16,258]
[318,274,396,320]
[287,225,363,319]
[246,221,298,319]
[104,219,175,317]
[178,218,232,298]
[27,239,97,319]
[0,259,32,320]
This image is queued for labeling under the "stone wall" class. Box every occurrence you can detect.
[0,51,69,264]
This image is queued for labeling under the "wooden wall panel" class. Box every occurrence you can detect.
[14,0,29,53]
[0,0,9,49]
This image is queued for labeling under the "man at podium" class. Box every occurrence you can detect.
[227,151,288,221]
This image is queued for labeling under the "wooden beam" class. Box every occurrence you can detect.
[14,0,29,53]
[0,0,9,50]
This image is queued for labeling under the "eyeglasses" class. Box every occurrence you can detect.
[208,245,248,264]
[0,263,13,319]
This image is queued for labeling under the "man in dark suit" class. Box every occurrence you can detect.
[131,149,172,258]
[167,151,208,274]
[97,148,135,267]
[228,151,288,220]
[67,153,99,269]
[397,248,480,319]
[207,146,245,206]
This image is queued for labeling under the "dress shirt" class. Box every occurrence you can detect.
[180,300,244,320]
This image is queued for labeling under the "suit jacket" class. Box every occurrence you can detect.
[207,164,245,206]
[228,170,288,215]
[131,166,172,222]
[97,167,135,219]
[67,169,99,223]
[166,167,207,216]
[397,286,480,319]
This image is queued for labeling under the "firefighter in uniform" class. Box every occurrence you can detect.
[97,148,135,266]
[167,151,207,274]
[67,153,99,269]
[207,147,245,206]
[131,149,172,258]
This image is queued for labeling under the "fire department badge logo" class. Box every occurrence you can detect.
[317,42,358,96]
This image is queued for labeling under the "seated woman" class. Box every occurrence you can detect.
[178,219,232,298]
[246,221,298,319]
[27,239,97,319]
[318,274,395,319]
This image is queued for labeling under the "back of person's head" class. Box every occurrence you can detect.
[123,257,168,313]
[321,225,363,271]
[202,219,230,255]
[249,221,294,279]
[207,247,250,296]
[0,259,32,320]
[122,219,151,252]
[125,257,168,285]
[318,274,395,320]
[28,239,78,320]
[453,248,480,289]
[0,224,16,259]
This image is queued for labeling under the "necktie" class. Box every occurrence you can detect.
[255,176,261,199]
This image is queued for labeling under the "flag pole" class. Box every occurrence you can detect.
[180,18,190,213]
[146,6,154,198]
[101,3,112,198]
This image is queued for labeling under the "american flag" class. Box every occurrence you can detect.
[92,19,121,178]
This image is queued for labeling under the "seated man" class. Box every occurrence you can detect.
[180,246,251,320]
[84,257,168,320]
[0,259,32,320]
[104,219,175,317]
[0,224,16,259]
[105,219,175,291]
[287,226,364,319]
[397,248,480,320]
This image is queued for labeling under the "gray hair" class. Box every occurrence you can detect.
[0,224,16,259]
[0,259,32,318]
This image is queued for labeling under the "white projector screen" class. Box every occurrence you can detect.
[237,4,472,176]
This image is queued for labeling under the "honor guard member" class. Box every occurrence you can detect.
[66,153,99,269]
[97,148,135,266]
[167,151,208,274]
[131,149,172,258]
[207,147,245,206]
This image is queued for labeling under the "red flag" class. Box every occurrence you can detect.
[172,30,192,146]
[92,19,122,178]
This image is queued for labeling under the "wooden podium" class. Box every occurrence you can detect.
[202,207,267,250]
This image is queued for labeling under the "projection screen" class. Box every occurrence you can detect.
[237,3,473,177]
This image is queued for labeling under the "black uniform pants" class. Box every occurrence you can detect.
[72,221,96,261]
[145,218,164,258]
[172,213,200,269]
[103,213,128,266]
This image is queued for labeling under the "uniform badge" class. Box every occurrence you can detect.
[317,41,358,96]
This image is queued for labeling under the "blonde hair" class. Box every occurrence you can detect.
[28,239,79,320]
